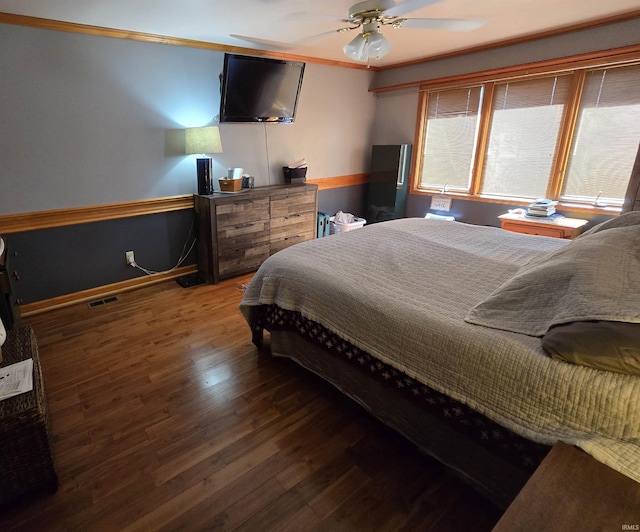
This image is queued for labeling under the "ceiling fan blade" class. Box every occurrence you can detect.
[295,29,351,45]
[230,28,344,51]
[385,0,444,18]
[398,18,484,31]
[229,34,295,51]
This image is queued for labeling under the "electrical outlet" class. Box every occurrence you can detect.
[125,251,135,266]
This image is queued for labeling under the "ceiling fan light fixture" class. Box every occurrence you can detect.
[343,33,369,61]
[366,31,392,59]
[343,24,392,63]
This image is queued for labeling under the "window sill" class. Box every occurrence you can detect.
[411,189,623,216]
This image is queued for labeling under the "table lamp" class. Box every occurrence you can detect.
[185,126,223,195]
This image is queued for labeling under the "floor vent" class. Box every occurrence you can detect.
[88,296,118,308]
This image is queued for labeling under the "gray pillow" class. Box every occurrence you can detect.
[465,225,640,336]
[542,321,640,376]
[579,211,640,237]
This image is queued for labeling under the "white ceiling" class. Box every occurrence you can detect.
[1,0,640,67]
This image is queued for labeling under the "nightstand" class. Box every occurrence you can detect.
[498,213,588,239]
[494,442,640,531]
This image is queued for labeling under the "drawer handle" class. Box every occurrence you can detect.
[233,199,253,205]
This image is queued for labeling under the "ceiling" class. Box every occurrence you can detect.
[1,0,640,68]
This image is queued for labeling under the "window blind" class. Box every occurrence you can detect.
[562,65,640,205]
[481,75,571,199]
[420,86,482,191]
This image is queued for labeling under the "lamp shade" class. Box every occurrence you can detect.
[185,126,223,155]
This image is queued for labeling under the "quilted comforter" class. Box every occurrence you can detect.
[240,218,640,482]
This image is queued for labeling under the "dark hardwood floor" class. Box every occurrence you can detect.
[0,275,502,531]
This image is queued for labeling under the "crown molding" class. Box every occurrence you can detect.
[0,12,369,70]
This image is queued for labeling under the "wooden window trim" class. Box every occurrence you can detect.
[410,49,640,214]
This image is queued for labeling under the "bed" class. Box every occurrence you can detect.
[239,213,640,508]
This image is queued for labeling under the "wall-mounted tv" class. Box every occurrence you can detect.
[219,54,305,123]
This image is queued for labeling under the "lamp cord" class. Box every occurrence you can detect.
[264,123,272,186]
[130,214,197,276]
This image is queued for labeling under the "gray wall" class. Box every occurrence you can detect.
[0,23,376,304]
[0,23,376,214]
[7,211,196,303]
[372,18,640,90]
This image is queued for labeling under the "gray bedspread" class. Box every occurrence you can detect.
[240,218,640,482]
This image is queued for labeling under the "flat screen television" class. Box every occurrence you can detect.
[219,54,305,123]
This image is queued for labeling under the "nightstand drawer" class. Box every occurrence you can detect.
[498,214,588,239]
[501,221,569,239]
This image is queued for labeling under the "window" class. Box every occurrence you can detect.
[420,86,482,192]
[562,65,640,206]
[416,60,640,209]
[482,75,570,199]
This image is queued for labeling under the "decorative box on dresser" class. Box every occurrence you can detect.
[194,184,318,284]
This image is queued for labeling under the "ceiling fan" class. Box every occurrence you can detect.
[337,0,484,62]
[231,0,484,64]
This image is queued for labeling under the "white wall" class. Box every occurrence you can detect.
[0,23,375,215]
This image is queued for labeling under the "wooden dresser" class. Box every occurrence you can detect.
[194,184,318,284]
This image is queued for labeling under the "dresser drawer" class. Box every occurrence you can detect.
[217,220,270,251]
[270,211,316,235]
[270,190,317,218]
[218,243,270,279]
[216,197,269,228]
[270,230,315,254]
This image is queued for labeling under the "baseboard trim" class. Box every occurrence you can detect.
[19,264,197,317]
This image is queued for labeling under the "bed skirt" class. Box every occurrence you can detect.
[250,304,550,509]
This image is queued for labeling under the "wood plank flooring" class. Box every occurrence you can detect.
[0,275,502,531]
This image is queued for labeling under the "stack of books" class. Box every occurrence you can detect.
[527,199,558,217]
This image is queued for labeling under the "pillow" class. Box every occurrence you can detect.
[579,211,640,237]
[542,321,640,376]
[465,225,640,336]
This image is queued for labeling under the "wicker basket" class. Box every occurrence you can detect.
[0,326,58,507]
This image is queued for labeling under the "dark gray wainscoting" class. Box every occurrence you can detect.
[7,209,196,305]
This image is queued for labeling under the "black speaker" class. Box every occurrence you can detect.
[196,158,213,195]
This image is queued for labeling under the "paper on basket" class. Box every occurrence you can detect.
[0,358,34,401]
